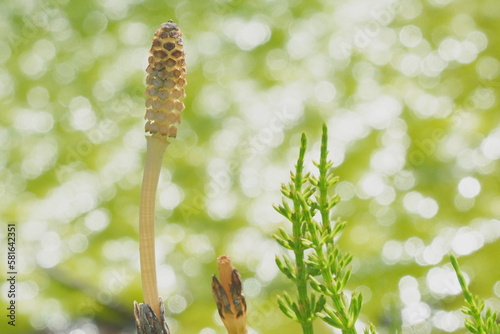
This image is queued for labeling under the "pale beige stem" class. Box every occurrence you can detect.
[217,256,234,298]
[139,135,169,318]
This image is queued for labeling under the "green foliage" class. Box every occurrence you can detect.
[3,0,500,332]
[450,255,500,334]
[274,124,375,334]
[273,126,500,334]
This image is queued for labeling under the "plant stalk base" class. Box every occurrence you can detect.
[134,298,170,334]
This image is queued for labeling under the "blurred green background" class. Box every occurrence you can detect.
[1,0,500,333]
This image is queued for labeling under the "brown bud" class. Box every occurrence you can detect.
[145,20,187,139]
[212,255,247,334]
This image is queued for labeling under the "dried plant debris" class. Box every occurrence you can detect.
[134,298,170,334]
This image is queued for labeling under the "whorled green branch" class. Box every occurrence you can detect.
[274,124,376,334]
[450,254,500,334]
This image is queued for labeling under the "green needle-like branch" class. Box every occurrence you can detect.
[274,124,375,334]
[274,132,315,334]
[450,254,500,334]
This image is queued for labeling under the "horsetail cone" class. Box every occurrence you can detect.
[145,20,187,139]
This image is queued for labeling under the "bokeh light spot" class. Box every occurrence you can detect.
[403,192,439,218]
[226,19,271,51]
[315,81,337,103]
[399,25,422,48]
[382,240,403,264]
[476,56,500,80]
[458,177,481,198]
[168,295,187,314]
[200,328,216,334]
[418,197,439,219]
[426,266,462,296]
[451,228,484,256]
[68,234,88,253]
[84,209,111,232]
[83,11,108,35]
[243,278,262,298]
[27,86,50,109]
[14,109,54,133]
[159,183,184,210]
[432,310,463,332]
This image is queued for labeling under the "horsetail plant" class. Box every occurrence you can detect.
[274,124,376,334]
[212,255,248,334]
[450,255,500,334]
[134,20,187,333]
